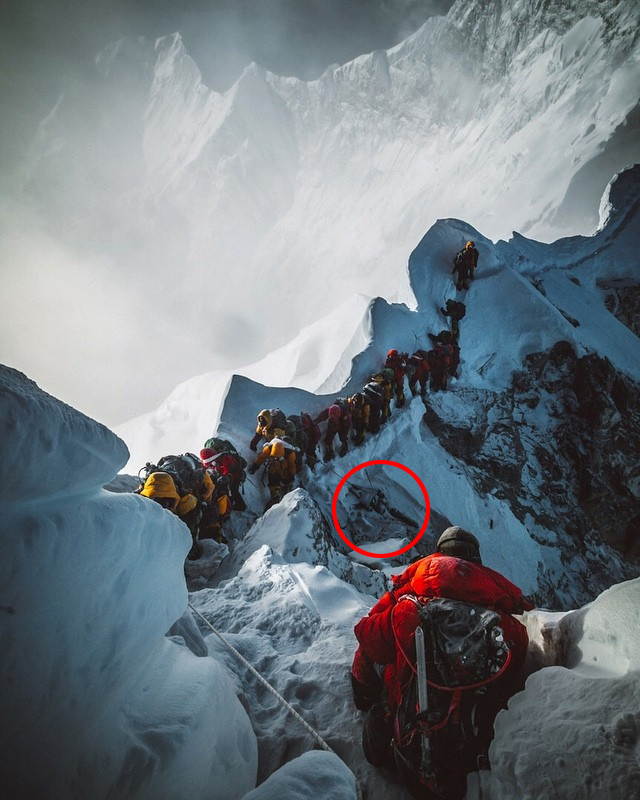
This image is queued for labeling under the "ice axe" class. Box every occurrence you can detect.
[415,626,432,775]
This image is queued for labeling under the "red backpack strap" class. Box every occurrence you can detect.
[391,595,423,675]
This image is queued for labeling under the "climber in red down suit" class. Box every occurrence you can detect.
[350,526,533,713]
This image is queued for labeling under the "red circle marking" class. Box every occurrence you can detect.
[331,460,430,558]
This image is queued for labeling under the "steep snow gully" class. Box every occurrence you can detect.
[2,168,640,799]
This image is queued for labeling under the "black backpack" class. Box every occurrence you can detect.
[363,381,384,407]
[392,598,512,798]
[270,408,287,432]
[286,415,309,452]
[140,453,206,498]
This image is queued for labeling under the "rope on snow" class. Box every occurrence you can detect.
[188,602,363,800]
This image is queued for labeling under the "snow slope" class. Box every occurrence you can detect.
[2,0,640,792]
[0,366,258,800]
[2,359,639,799]
[488,579,640,799]
[2,172,640,797]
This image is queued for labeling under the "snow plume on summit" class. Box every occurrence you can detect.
[2,0,639,424]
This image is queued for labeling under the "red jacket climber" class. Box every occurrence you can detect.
[351,526,533,712]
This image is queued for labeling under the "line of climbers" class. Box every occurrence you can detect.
[134,438,249,560]
[133,241,475,559]
[241,247,473,511]
[346,243,486,798]
[132,240,496,797]
[247,409,319,511]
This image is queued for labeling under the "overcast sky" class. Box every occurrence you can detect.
[3,1,453,81]
[1,0,455,243]
[0,0,455,426]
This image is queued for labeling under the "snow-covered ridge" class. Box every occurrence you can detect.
[111,174,640,623]
[1,366,128,503]
[125,167,640,610]
[3,0,640,795]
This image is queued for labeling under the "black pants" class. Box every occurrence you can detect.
[362,702,395,770]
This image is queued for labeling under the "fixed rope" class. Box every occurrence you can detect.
[188,602,363,800]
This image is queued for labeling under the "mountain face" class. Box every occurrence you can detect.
[20,0,640,253]
[112,164,640,610]
[4,3,640,796]
[3,340,640,800]
[423,341,640,601]
[4,0,639,424]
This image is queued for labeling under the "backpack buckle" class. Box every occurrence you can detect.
[416,710,442,725]
[476,752,490,771]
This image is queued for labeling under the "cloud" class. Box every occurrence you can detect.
[0,0,455,424]
[0,204,226,426]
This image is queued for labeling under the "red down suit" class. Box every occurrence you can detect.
[351,552,532,710]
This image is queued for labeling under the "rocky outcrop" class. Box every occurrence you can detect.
[423,341,640,586]
[601,283,640,337]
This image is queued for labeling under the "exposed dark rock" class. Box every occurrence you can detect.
[600,282,640,336]
[422,340,640,605]
[422,404,484,460]
[559,311,580,327]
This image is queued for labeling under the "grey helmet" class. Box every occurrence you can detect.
[436,526,482,564]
